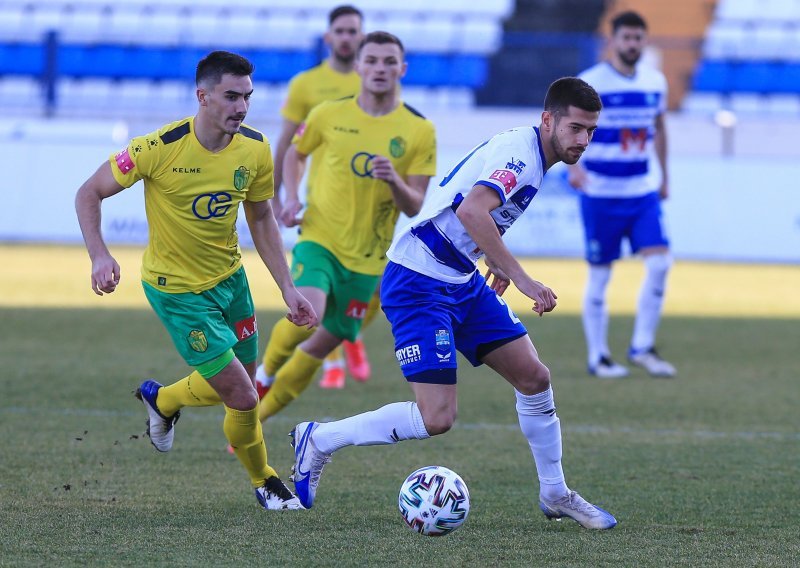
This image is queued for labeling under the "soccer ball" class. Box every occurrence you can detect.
[398,465,470,536]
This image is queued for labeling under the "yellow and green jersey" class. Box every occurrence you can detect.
[109,116,274,293]
[294,96,437,275]
[281,60,361,196]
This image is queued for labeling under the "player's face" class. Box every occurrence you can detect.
[612,25,646,67]
[326,14,363,64]
[547,106,599,165]
[199,73,253,136]
[356,42,406,95]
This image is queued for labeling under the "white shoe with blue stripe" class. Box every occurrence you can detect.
[289,422,331,509]
[539,490,617,529]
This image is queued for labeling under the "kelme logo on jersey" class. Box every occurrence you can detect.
[188,329,208,352]
[389,136,406,158]
[351,152,375,178]
[233,166,250,190]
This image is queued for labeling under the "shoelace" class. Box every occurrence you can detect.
[264,478,294,501]
[562,491,598,516]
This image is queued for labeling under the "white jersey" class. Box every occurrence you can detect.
[387,126,547,283]
[578,61,667,198]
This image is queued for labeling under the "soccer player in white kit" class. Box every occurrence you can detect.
[289,77,618,530]
[569,11,677,379]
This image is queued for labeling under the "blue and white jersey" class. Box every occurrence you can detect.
[579,61,667,198]
[387,126,547,283]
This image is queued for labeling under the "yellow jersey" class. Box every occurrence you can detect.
[294,96,437,275]
[281,61,361,196]
[281,61,361,124]
[109,117,274,293]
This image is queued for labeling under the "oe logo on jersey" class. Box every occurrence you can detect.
[350,152,375,178]
[192,192,233,219]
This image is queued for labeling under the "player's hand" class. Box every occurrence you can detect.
[279,197,303,227]
[90,254,121,296]
[567,166,587,191]
[484,259,510,296]
[283,288,319,330]
[370,155,399,184]
[517,278,557,317]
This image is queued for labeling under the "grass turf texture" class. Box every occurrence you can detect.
[1,244,798,566]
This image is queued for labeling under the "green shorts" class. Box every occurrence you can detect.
[292,241,379,341]
[142,266,259,370]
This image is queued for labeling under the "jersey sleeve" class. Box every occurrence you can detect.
[406,121,437,177]
[292,103,326,156]
[108,132,157,188]
[246,141,275,202]
[473,134,533,205]
[280,73,309,124]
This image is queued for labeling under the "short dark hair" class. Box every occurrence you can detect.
[544,77,602,116]
[196,51,254,87]
[329,5,363,26]
[611,10,647,33]
[357,31,404,56]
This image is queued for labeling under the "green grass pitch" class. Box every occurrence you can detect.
[1,304,798,567]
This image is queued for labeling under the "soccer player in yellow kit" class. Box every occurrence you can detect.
[266,4,374,390]
[257,31,437,422]
[74,51,317,510]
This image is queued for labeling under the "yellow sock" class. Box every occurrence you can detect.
[224,405,278,487]
[263,318,315,376]
[362,294,382,328]
[156,371,221,416]
[259,348,322,421]
[325,345,344,364]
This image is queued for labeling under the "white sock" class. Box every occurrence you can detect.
[516,387,568,501]
[583,264,612,366]
[313,401,430,454]
[631,254,671,352]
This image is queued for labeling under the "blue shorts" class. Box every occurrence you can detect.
[381,262,527,385]
[580,192,669,265]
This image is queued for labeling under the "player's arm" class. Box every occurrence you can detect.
[75,161,126,296]
[243,199,318,328]
[456,185,557,316]
[279,144,308,227]
[371,157,430,217]
[654,113,669,200]
[271,117,301,222]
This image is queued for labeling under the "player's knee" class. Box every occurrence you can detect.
[420,408,456,436]
[517,361,551,394]
[644,253,672,280]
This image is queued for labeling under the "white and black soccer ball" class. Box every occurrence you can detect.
[398,465,470,536]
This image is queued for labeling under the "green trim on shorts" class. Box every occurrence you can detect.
[291,240,379,341]
[196,349,236,379]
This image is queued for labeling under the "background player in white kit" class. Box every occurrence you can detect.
[569,11,676,379]
[288,77,618,530]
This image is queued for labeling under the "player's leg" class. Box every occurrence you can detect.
[288,262,453,507]
[341,286,381,382]
[320,346,346,389]
[260,256,379,420]
[481,336,616,530]
[137,271,301,508]
[258,242,330,387]
[259,326,342,420]
[579,194,628,378]
[628,193,676,377]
